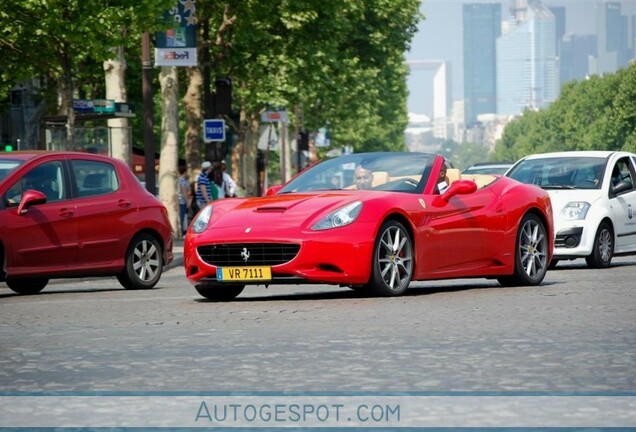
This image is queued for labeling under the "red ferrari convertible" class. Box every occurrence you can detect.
[185,152,554,300]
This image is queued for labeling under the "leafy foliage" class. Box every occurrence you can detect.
[1,1,172,104]
[1,0,421,155]
[206,0,421,151]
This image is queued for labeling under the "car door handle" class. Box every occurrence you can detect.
[117,199,132,208]
[59,208,75,217]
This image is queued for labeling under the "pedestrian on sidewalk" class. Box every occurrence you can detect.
[195,161,217,212]
[177,166,191,236]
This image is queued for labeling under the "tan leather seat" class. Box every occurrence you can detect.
[446,168,461,185]
[371,171,389,187]
[461,174,497,188]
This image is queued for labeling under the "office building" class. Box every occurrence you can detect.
[548,6,565,52]
[595,1,635,75]
[560,34,597,85]
[497,0,558,116]
[463,2,502,126]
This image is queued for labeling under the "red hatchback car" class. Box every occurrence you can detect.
[0,151,173,294]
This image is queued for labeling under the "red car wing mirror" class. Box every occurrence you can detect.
[17,190,47,214]
[432,180,478,207]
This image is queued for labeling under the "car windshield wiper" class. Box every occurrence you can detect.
[543,184,575,189]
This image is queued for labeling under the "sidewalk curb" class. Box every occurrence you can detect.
[165,256,184,272]
[167,238,184,272]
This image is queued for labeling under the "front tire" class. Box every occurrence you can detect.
[195,284,244,301]
[585,221,613,268]
[365,220,414,296]
[117,233,163,290]
[6,277,48,295]
[498,213,549,287]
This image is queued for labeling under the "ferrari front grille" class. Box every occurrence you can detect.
[197,243,300,266]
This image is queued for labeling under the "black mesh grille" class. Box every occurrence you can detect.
[197,243,300,266]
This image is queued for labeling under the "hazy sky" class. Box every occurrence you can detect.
[406,0,636,116]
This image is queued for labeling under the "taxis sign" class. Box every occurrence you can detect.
[203,119,225,142]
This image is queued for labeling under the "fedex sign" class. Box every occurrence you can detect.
[154,47,197,67]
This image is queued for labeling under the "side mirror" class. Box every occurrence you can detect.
[611,181,632,196]
[432,180,477,207]
[17,190,47,215]
[265,185,283,196]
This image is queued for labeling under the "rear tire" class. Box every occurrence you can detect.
[6,277,48,295]
[117,233,163,290]
[365,220,413,296]
[498,213,549,287]
[585,221,613,268]
[195,284,244,301]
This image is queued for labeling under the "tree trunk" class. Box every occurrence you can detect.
[60,49,75,149]
[243,113,259,197]
[159,66,180,237]
[104,46,131,165]
[183,67,203,179]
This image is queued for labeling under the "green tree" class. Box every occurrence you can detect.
[204,1,420,193]
[2,0,422,198]
[494,63,636,159]
[0,0,173,146]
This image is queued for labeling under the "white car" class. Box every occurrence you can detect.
[507,151,636,268]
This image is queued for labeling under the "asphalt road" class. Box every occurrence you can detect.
[1,255,635,394]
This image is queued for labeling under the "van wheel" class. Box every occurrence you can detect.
[585,221,613,268]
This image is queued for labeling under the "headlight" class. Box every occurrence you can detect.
[191,205,213,233]
[560,201,590,220]
[312,201,362,231]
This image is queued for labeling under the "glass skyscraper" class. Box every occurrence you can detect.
[560,34,597,85]
[463,3,502,126]
[595,2,634,75]
[497,0,558,116]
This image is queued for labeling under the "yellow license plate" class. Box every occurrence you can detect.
[216,266,272,282]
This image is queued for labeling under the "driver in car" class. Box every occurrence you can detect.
[353,164,373,190]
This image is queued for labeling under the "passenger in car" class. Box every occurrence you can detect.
[435,164,449,194]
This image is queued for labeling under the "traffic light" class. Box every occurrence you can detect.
[214,77,232,116]
[298,132,309,152]
[3,144,13,152]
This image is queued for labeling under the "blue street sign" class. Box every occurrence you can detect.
[203,119,225,142]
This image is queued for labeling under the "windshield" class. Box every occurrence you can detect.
[278,152,436,194]
[0,159,24,183]
[507,156,607,190]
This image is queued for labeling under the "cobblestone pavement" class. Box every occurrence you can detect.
[0,257,635,393]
